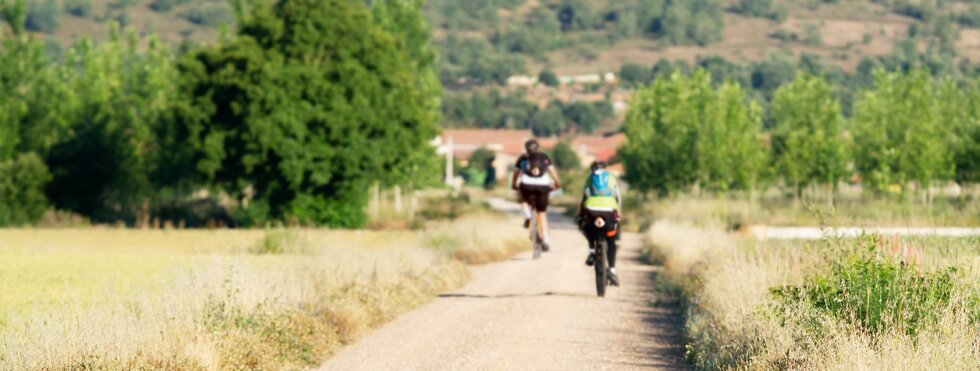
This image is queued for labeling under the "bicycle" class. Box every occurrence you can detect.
[527,188,561,260]
[529,208,544,259]
[581,211,618,297]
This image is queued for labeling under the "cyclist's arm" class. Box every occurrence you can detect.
[612,176,623,212]
[547,167,561,190]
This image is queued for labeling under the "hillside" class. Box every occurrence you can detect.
[13,0,980,132]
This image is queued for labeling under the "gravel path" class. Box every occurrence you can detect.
[319,223,689,371]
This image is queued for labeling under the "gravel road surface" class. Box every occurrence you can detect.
[319,220,689,371]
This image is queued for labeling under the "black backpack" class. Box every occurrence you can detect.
[521,152,551,177]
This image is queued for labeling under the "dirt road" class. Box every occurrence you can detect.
[319,221,689,370]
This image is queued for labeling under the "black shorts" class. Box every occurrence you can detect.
[519,184,551,212]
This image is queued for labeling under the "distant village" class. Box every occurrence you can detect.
[436,71,630,188]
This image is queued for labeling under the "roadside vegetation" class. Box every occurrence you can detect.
[0,213,526,370]
[644,219,979,370]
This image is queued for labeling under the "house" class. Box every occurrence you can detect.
[434,129,535,184]
[539,133,627,176]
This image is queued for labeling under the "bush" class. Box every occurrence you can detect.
[24,0,59,33]
[64,0,92,17]
[249,228,311,255]
[183,4,233,26]
[0,153,52,226]
[772,242,971,336]
[538,69,559,87]
[150,0,189,13]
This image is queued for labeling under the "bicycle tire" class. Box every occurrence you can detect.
[531,210,542,259]
[595,239,607,297]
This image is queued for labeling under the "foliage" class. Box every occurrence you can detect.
[64,0,92,17]
[771,73,849,193]
[182,3,232,26]
[853,70,955,193]
[176,0,440,227]
[561,101,600,133]
[0,152,51,226]
[735,0,786,21]
[24,0,58,33]
[538,69,559,87]
[622,69,765,195]
[772,241,969,337]
[549,141,581,170]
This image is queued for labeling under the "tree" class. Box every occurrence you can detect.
[771,73,849,197]
[0,152,51,226]
[527,105,566,137]
[619,62,652,87]
[623,69,765,195]
[562,101,600,133]
[539,69,559,87]
[557,0,598,32]
[853,70,954,195]
[953,80,980,183]
[24,0,58,33]
[622,71,704,195]
[549,141,581,170]
[176,0,441,227]
[700,81,766,192]
[43,29,182,222]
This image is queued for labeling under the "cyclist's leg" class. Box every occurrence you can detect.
[535,187,551,245]
[607,235,618,268]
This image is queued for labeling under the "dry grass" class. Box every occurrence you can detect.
[645,220,980,370]
[0,214,524,370]
[424,212,528,264]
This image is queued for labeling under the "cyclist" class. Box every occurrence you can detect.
[512,139,561,250]
[576,161,622,285]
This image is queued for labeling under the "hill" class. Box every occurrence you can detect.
[11,0,980,132]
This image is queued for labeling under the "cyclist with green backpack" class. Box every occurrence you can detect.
[576,161,622,285]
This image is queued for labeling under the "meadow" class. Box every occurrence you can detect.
[0,213,525,370]
[645,212,980,370]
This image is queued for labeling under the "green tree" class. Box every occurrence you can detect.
[177,0,440,227]
[0,152,51,226]
[527,105,566,137]
[701,81,766,192]
[771,73,849,197]
[562,101,600,133]
[550,141,581,170]
[24,0,58,33]
[853,70,955,194]
[622,71,704,195]
[623,69,764,195]
[557,0,598,32]
[539,69,559,87]
[953,79,980,183]
[43,29,182,222]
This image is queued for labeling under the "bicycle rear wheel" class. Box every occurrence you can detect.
[594,239,607,297]
[531,210,542,259]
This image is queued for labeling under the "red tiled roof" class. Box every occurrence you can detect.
[440,129,534,158]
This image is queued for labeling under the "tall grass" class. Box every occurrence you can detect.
[0,214,525,370]
[645,221,980,370]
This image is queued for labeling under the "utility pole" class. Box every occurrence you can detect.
[445,136,454,186]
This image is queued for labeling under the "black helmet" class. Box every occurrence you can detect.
[591,161,608,171]
[524,139,540,153]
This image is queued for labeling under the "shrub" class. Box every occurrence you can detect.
[249,228,311,255]
[64,0,92,17]
[183,4,233,26]
[772,240,971,336]
[150,0,189,13]
[538,69,559,87]
[0,153,52,226]
[24,0,59,33]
